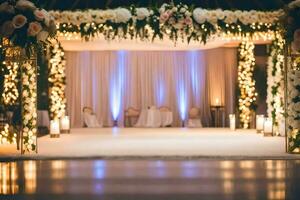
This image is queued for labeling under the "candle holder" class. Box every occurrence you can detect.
[263,118,273,137]
[210,105,225,127]
[50,120,60,138]
[60,116,70,134]
[229,114,236,131]
[256,115,264,133]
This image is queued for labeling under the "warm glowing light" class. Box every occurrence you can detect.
[237,39,257,129]
[24,161,37,194]
[48,38,67,120]
[22,61,37,152]
[2,61,19,105]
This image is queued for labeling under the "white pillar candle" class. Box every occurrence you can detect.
[50,120,60,138]
[229,114,236,131]
[263,118,273,136]
[215,98,220,106]
[256,115,264,133]
[60,116,70,133]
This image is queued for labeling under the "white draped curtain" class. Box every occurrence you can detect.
[65,48,237,127]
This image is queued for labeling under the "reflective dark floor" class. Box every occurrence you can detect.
[0,159,300,200]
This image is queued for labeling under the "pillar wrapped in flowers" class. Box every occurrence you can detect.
[283,0,300,153]
[0,0,56,153]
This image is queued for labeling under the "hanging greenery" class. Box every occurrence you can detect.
[266,33,285,134]
[237,40,257,129]
[49,3,282,43]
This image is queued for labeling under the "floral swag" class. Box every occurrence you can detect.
[50,3,282,43]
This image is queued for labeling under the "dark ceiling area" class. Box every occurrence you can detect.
[28,0,291,11]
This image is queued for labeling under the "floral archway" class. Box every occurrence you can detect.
[0,0,299,153]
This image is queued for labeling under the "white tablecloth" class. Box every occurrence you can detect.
[187,119,203,128]
[37,110,50,128]
[160,111,173,127]
[135,109,173,128]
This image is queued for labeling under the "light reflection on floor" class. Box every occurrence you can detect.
[0,159,299,200]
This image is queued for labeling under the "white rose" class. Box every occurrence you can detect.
[0,2,14,13]
[293,78,300,86]
[193,8,207,24]
[294,102,300,111]
[215,9,225,20]
[34,9,46,21]
[37,31,49,42]
[27,22,42,36]
[288,0,300,8]
[180,7,186,13]
[136,8,150,20]
[12,14,27,28]
[16,0,36,10]
[0,21,15,37]
[114,8,132,23]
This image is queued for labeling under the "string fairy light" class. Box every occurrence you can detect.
[21,61,37,152]
[2,61,19,105]
[238,38,257,129]
[0,124,17,144]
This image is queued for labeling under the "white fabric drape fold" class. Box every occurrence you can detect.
[65,48,237,127]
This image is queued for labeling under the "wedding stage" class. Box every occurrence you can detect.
[0,128,298,160]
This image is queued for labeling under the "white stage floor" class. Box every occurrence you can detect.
[0,128,299,159]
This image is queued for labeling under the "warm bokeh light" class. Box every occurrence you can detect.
[238,38,257,129]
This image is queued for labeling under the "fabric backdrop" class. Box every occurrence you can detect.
[65,48,237,127]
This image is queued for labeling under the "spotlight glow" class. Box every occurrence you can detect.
[156,73,165,106]
[189,51,200,97]
[110,51,126,121]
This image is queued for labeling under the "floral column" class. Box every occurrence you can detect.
[0,0,56,153]
[21,60,38,152]
[266,33,285,135]
[283,0,300,153]
[237,39,257,129]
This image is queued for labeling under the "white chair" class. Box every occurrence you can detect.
[159,106,173,127]
[187,107,203,128]
[124,107,140,127]
[82,107,102,128]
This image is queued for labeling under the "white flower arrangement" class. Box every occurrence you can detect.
[266,34,285,134]
[237,40,257,129]
[288,0,300,9]
[49,5,282,43]
[114,8,132,23]
[0,0,56,48]
[158,3,193,41]
[136,8,150,20]
[287,64,300,151]
[193,8,281,25]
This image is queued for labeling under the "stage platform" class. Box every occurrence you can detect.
[0,128,299,160]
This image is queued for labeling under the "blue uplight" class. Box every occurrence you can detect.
[189,51,200,97]
[110,51,126,121]
[157,73,165,106]
[178,80,187,121]
[93,160,106,179]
